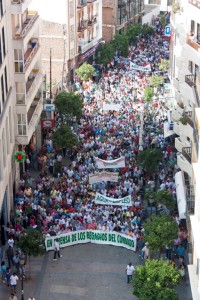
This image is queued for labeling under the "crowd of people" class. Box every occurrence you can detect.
[2,17,189,296]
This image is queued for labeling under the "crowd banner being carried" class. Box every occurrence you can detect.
[45,230,136,252]
[103,103,121,111]
[95,157,125,169]
[130,62,151,72]
[89,172,119,184]
[94,192,132,206]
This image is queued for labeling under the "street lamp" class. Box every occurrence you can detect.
[19,254,26,300]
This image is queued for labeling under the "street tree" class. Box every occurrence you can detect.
[54,91,83,122]
[110,33,129,57]
[150,75,164,87]
[132,259,180,300]
[76,62,95,81]
[138,148,163,172]
[143,214,178,257]
[160,15,167,27]
[52,124,78,150]
[145,189,175,210]
[125,23,142,44]
[17,229,45,278]
[141,24,155,35]
[96,43,115,65]
[159,59,169,71]
[144,86,154,102]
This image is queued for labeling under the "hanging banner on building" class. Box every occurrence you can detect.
[94,192,132,206]
[41,119,55,129]
[130,62,151,72]
[103,103,121,111]
[95,157,125,169]
[89,172,119,184]
[45,230,136,252]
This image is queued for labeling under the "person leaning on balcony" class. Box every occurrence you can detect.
[189,31,197,42]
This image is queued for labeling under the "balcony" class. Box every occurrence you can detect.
[185,74,200,107]
[186,185,195,215]
[179,121,193,141]
[182,147,192,164]
[77,20,88,32]
[184,111,194,128]
[118,1,126,8]
[87,16,97,26]
[28,96,43,131]
[11,0,33,14]
[26,70,43,108]
[173,122,180,136]
[87,0,97,2]
[77,0,87,8]
[186,37,200,52]
[24,41,40,72]
[175,137,186,152]
[177,153,192,177]
[188,0,200,9]
[14,11,39,40]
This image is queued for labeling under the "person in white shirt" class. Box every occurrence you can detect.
[53,239,62,261]
[8,237,14,248]
[10,273,19,293]
[126,262,135,283]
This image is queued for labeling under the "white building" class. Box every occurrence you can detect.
[0,0,16,240]
[170,0,200,299]
[29,0,102,88]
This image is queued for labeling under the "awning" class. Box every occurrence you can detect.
[164,121,174,138]
[175,171,187,219]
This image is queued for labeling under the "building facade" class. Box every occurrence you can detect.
[0,0,16,244]
[170,0,200,299]
[102,0,144,43]
[30,0,102,89]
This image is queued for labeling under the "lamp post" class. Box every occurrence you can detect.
[19,254,26,300]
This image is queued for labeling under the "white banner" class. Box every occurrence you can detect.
[95,192,132,207]
[95,157,125,169]
[89,172,119,184]
[45,230,136,252]
[130,62,151,72]
[103,103,121,111]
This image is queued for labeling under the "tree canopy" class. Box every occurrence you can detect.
[54,91,83,120]
[137,148,163,172]
[18,229,45,257]
[132,259,180,300]
[96,43,115,65]
[144,86,154,102]
[145,189,175,210]
[76,62,95,81]
[159,59,169,71]
[150,75,164,87]
[52,124,78,149]
[110,33,129,57]
[143,214,178,255]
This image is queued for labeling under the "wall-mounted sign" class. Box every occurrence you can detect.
[41,119,54,129]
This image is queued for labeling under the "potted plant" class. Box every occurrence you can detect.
[179,116,187,125]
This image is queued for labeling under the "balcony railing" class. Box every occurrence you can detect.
[78,20,88,32]
[24,41,40,72]
[184,111,194,128]
[186,37,200,52]
[118,1,126,8]
[11,0,25,3]
[185,74,195,87]
[186,185,195,215]
[188,0,200,9]
[185,74,200,107]
[182,147,192,163]
[28,96,43,130]
[88,16,97,26]
[26,70,42,101]
[14,11,39,39]
[87,0,97,3]
[77,0,87,8]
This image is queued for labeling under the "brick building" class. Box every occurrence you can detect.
[102,0,145,43]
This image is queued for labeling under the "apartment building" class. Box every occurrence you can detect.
[170,0,200,299]
[0,0,16,244]
[102,0,144,43]
[11,0,43,150]
[30,0,102,89]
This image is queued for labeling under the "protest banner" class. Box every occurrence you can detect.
[95,157,125,169]
[103,103,121,111]
[130,62,151,72]
[94,192,132,206]
[89,172,119,184]
[45,230,136,252]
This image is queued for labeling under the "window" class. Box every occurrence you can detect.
[2,27,5,57]
[17,114,27,136]
[2,128,6,167]
[0,34,2,65]
[191,20,195,33]
[9,107,13,143]
[188,61,193,73]
[70,1,74,18]
[14,49,24,73]
[197,23,200,41]
[6,117,9,154]
[70,25,75,42]
[16,82,25,104]
[4,66,8,95]
[0,0,3,18]
[1,74,5,104]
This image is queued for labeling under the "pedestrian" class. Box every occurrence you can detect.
[53,239,62,261]
[138,238,145,258]
[9,293,18,300]
[142,242,150,260]
[28,297,36,300]
[126,262,135,283]
[179,263,186,283]
[10,272,19,293]
[13,253,20,274]
[177,244,185,259]
[1,261,6,283]
[5,267,11,286]
[6,246,14,268]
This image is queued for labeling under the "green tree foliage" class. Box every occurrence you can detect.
[52,124,78,149]
[96,43,115,65]
[144,86,154,102]
[145,189,175,210]
[143,214,178,255]
[18,229,45,277]
[138,148,163,172]
[110,33,129,57]
[132,259,180,300]
[141,24,155,35]
[76,62,95,81]
[150,75,164,87]
[160,15,167,27]
[159,59,169,71]
[125,23,142,44]
[54,91,83,120]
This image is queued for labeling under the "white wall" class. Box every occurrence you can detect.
[142,6,160,25]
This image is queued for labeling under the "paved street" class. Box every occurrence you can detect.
[0,243,192,299]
